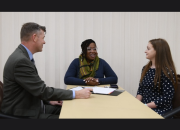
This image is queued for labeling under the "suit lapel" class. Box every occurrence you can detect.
[34,65,38,74]
[18,44,38,74]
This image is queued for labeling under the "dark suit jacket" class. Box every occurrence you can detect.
[1,44,73,118]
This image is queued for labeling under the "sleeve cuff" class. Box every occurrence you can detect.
[72,90,75,99]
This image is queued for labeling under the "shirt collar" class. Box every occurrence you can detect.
[20,44,33,60]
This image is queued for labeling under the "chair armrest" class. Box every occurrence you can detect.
[162,106,180,119]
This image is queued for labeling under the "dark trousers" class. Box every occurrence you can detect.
[38,104,62,119]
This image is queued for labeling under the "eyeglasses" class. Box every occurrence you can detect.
[87,47,98,52]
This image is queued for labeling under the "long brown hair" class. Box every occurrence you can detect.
[140,38,178,91]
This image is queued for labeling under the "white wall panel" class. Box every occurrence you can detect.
[74,12,84,57]
[55,12,66,89]
[44,12,56,87]
[34,12,46,82]
[0,12,179,97]
[92,12,103,60]
[111,12,125,89]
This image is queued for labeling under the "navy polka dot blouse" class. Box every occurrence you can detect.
[137,66,175,116]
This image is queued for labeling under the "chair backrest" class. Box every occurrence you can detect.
[172,74,180,118]
[0,81,29,119]
[0,81,3,110]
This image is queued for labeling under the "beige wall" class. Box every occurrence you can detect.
[0,12,180,96]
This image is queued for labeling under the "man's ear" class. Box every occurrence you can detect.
[32,33,37,42]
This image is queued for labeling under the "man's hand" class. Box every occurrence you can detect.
[75,88,93,99]
[49,101,63,106]
[84,77,99,86]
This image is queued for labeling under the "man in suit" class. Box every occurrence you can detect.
[0,22,93,119]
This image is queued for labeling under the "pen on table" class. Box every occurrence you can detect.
[82,87,93,93]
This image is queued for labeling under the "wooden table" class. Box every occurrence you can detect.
[59,85,163,119]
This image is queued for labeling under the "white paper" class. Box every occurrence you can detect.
[93,87,116,94]
[69,86,83,91]
[84,87,95,89]
[70,86,116,94]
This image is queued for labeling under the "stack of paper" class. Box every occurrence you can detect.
[69,86,83,91]
[70,86,116,95]
[92,87,116,94]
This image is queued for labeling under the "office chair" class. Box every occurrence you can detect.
[0,81,29,119]
[162,74,180,119]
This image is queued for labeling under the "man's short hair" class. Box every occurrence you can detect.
[20,22,46,41]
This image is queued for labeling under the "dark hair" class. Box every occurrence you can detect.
[81,39,97,58]
[20,22,46,41]
[140,38,178,91]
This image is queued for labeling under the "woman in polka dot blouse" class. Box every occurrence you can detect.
[136,38,178,116]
